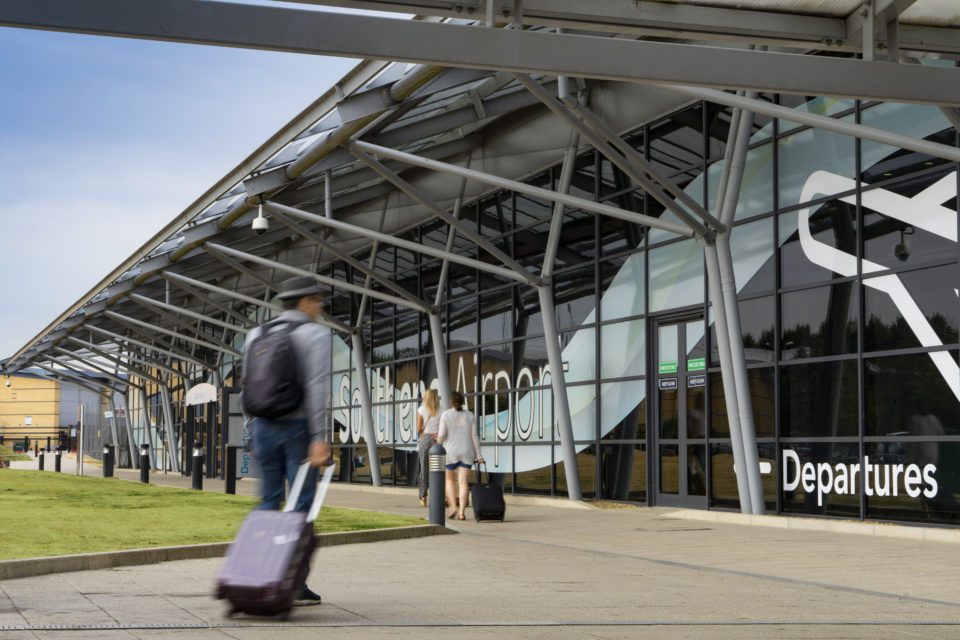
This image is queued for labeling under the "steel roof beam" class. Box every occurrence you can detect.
[84,324,210,370]
[263,201,534,284]
[205,242,430,315]
[32,362,116,395]
[128,293,250,335]
[104,311,242,358]
[64,336,175,382]
[50,349,133,388]
[162,271,282,313]
[161,277,255,328]
[270,210,430,308]
[6,0,960,104]
[350,140,695,237]
[39,354,128,389]
[347,144,540,286]
[671,86,960,165]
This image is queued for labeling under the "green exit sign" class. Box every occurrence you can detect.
[658,361,678,374]
[687,357,705,371]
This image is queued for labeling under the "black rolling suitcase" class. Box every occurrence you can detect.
[216,463,335,618]
[471,463,505,521]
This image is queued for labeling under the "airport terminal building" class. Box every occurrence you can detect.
[2,1,959,525]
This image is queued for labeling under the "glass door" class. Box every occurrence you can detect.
[654,316,708,508]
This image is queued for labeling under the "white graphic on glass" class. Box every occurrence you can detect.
[798,170,960,401]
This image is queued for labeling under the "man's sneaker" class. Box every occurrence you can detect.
[294,587,322,606]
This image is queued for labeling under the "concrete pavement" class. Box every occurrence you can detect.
[3,457,960,638]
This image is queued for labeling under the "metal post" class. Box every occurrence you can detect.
[38,449,45,471]
[191,444,204,490]
[139,444,150,483]
[225,444,238,495]
[428,444,446,526]
[77,403,84,477]
[350,332,382,486]
[34,443,38,457]
[54,447,62,473]
[428,314,452,410]
[537,285,582,501]
[103,444,114,478]
[704,243,751,513]
[715,104,765,515]
[159,384,180,473]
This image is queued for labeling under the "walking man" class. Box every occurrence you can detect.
[242,275,334,606]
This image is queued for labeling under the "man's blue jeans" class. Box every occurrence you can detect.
[252,418,318,512]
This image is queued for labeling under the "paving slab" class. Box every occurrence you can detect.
[5,459,960,638]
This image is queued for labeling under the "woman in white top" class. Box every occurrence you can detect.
[415,388,441,507]
[437,391,484,520]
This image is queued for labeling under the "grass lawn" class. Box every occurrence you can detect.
[0,471,425,561]
[0,444,33,462]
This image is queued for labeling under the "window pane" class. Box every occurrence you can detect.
[560,328,595,383]
[730,218,775,296]
[600,442,646,502]
[601,319,645,379]
[709,368,775,438]
[780,361,859,437]
[778,200,857,289]
[864,441,960,525]
[864,351,960,437]
[649,239,704,312]
[600,380,646,440]
[864,264,960,352]
[781,283,858,360]
[780,442,861,517]
[778,122,855,209]
[600,252,645,321]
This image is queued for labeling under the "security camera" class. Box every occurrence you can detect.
[252,204,269,235]
[894,242,910,262]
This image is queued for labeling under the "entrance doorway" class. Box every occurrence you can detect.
[653,315,708,508]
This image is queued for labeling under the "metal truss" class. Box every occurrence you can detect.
[4,0,960,105]
[348,140,695,236]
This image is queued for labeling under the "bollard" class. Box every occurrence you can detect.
[191,445,204,490]
[428,444,447,526]
[103,444,114,478]
[139,444,150,484]
[54,447,62,473]
[38,449,45,471]
[46,436,51,451]
[34,443,38,457]
[225,445,239,495]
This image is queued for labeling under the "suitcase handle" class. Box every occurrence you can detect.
[284,462,336,523]
[474,461,489,485]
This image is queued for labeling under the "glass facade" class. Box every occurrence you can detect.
[225,97,958,525]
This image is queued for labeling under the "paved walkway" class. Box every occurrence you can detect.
[3,457,960,638]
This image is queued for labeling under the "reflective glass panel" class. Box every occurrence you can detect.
[864,351,960,437]
[780,361,858,437]
[781,284,858,360]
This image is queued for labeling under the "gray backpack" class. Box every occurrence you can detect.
[242,318,307,419]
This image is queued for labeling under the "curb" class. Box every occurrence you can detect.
[0,524,453,581]
[662,508,960,543]
[330,482,594,510]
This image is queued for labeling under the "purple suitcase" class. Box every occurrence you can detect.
[216,464,334,617]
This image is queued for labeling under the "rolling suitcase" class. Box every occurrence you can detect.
[471,463,505,521]
[216,463,335,618]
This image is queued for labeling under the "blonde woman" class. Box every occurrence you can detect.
[416,388,441,507]
[437,391,484,520]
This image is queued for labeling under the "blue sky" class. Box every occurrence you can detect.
[0,22,357,360]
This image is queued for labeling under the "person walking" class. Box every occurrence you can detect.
[242,275,333,606]
[416,388,441,507]
[437,391,484,521]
